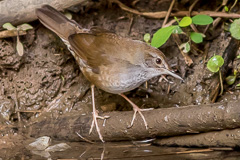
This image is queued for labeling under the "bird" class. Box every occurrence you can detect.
[35,5,182,142]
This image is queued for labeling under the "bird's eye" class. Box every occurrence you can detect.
[155,58,162,64]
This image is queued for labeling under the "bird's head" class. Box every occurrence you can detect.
[143,46,183,81]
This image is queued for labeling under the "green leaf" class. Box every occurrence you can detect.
[190,32,203,43]
[224,6,229,12]
[192,15,213,25]
[2,22,16,30]
[225,75,236,85]
[143,33,151,43]
[230,19,240,40]
[179,42,190,53]
[207,55,224,73]
[151,25,178,48]
[237,54,240,59]
[236,83,240,88]
[179,17,192,27]
[172,26,183,34]
[17,23,33,31]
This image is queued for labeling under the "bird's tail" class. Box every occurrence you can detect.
[35,5,81,40]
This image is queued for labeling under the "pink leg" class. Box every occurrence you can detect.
[119,93,153,129]
[89,84,110,142]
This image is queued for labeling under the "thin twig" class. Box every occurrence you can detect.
[189,0,200,13]
[0,30,26,39]
[173,34,193,66]
[216,0,228,11]
[165,19,177,27]
[219,69,224,96]
[176,148,213,154]
[204,0,229,34]
[18,110,41,113]
[229,0,238,12]
[211,83,220,103]
[203,42,210,63]
[188,0,200,33]
[128,14,134,35]
[191,44,204,54]
[131,0,140,6]
[212,18,222,30]
[111,0,240,19]
[101,145,105,160]
[76,131,95,144]
[14,84,21,122]
[79,150,87,158]
[162,0,175,27]
[167,83,171,94]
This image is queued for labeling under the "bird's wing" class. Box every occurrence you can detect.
[68,32,133,74]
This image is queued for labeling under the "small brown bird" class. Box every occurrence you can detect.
[36,5,182,142]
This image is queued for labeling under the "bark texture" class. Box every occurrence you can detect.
[25,99,240,142]
[0,0,87,27]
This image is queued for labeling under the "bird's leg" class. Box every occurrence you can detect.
[119,93,153,129]
[159,75,174,84]
[89,84,110,142]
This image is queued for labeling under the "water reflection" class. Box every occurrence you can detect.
[1,138,240,160]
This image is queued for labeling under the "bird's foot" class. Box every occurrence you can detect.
[89,110,110,143]
[129,104,153,129]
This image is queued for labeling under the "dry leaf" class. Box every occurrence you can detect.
[16,36,24,56]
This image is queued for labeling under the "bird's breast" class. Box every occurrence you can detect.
[81,65,149,94]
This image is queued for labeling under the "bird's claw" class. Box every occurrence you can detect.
[128,106,153,129]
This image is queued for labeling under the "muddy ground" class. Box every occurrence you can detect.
[0,0,240,159]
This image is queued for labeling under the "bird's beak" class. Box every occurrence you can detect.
[161,68,183,81]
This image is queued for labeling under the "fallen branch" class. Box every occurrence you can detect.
[154,128,240,147]
[0,0,88,27]
[24,99,240,142]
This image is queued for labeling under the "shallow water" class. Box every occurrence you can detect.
[1,138,240,160]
